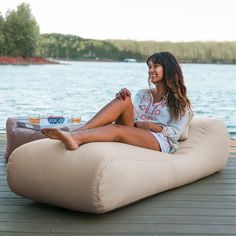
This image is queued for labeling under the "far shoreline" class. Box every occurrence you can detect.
[0,56,59,65]
[51,58,236,65]
[0,56,235,65]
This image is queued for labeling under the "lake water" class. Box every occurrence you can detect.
[0,61,236,138]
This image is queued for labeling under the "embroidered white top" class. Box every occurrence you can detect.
[133,89,189,152]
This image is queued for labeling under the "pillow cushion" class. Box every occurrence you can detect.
[5,117,73,160]
[179,110,194,141]
[5,117,46,160]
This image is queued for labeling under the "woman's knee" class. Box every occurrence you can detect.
[110,124,124,142]
[115,96,133,107]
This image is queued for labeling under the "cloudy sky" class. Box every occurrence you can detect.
[0,0,235,41]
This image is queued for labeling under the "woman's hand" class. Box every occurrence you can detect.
[116,88,131,100]
[135,122,151,130]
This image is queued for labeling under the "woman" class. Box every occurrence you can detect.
[42,51,191,153]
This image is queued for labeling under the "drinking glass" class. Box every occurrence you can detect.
[29,114,40,124]
[71,114,81,124]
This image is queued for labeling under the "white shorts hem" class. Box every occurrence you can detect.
[149,131,172,153]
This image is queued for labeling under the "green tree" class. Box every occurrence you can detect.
[4,3,39,56]
[0,12,5,55]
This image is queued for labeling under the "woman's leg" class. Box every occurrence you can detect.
[76,97,134,131]
[41,124,160,151]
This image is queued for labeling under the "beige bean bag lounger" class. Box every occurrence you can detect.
[7,117,229,213]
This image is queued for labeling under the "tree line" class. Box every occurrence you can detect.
[1,3,236,63]
[37,34,236,63]
[107,40,236,64]
[36,33,143,61]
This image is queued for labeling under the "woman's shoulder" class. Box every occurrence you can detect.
[135,89,151,96]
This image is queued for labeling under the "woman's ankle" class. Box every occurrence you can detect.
[71,132,82,145]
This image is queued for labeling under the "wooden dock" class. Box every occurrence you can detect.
[1,134,236,235]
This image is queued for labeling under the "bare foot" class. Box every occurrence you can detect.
[41,128,79,150]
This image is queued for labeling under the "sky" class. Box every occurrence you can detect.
[0,0,235,42]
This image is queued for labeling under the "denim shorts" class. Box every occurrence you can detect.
[149,131,172,153]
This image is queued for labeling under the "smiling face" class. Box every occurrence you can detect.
[148,61,164,85]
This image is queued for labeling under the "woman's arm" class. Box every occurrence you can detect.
[135,121,163,132]
[160,113,189,142]
[136,112,189,143]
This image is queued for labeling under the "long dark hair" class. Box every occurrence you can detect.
[146,51,191,120]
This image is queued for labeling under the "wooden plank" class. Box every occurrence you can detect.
[1,204,236,217]
[0,233,54,236]
[0,233,226,236]
[2,192,235,203]
[3,196,236,208]
[0,213,236,225]
[0,222,236,234]
[151,193,236,202]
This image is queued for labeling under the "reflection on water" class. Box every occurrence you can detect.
[0,62,236,138]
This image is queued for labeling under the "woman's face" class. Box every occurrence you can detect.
[148,61,164,84]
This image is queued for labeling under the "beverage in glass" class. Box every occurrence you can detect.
[71,114,81,123]
[29,114,40,124]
